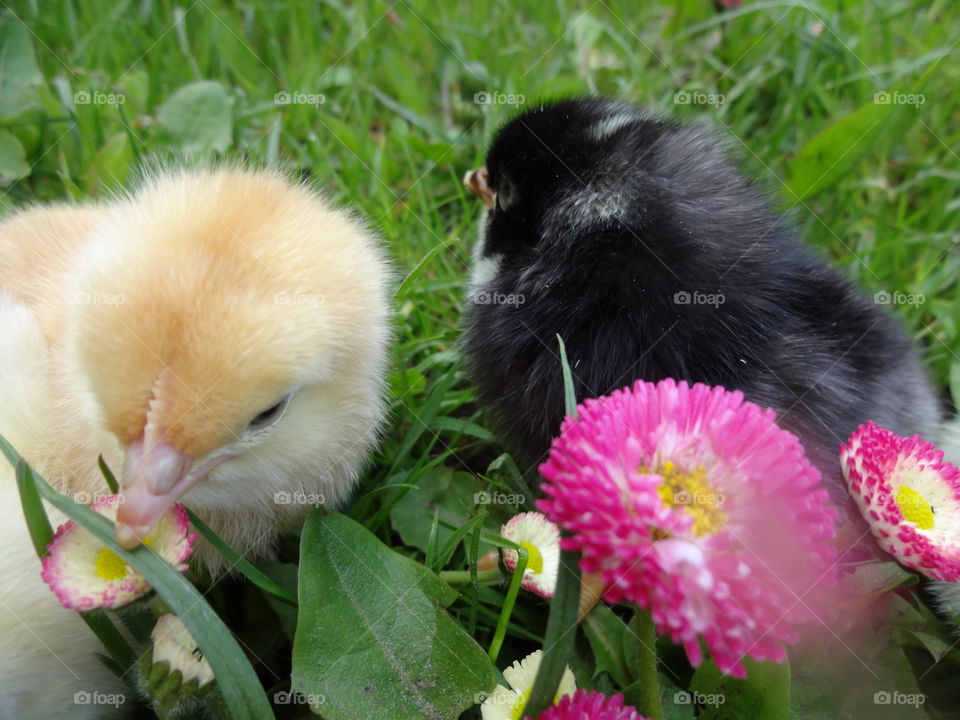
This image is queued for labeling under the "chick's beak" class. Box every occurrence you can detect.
[115,437,195,549]
[463,166,495,209]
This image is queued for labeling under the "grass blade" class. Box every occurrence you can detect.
[185,507,298,607]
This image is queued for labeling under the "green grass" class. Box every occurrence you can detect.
[3,0,960,718]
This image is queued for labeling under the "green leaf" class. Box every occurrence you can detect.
[524,548,582,718]
[395,239,457,300]
[0,435,274,720]
[15,460,53,558]
[292,511,497,720]
[582,604,631,687]
[784,100,896,203]
[0,128,30,184]
[0,12,42,120]
[791,627,927,720]
[841,561,917,603]
[689,658,789,720]
[557,334,578,418]
[157,81,234,153]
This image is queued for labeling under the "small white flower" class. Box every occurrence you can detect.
[480,649,576,720]
[151,614,214,688]
[501,512,561,599]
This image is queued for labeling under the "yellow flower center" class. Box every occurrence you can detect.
[93,534,156,582]
[895,485,934,530]
[520,541,543,574]
[94,547,130,581]
[647,460,726,536]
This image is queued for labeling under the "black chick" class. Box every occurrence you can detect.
[461,97,939,502]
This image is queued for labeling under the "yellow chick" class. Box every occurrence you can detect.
[0,168,391,717]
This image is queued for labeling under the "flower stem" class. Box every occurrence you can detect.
[631,609,664,720]
[437,567,501,584]
[487,546,527,663]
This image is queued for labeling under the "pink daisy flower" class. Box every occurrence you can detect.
[534,690,647,720]
[537,378,838,677]
[840,421,960,581]
[41,494,195,610]
[501,512,561,599]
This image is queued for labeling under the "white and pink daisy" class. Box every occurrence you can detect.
[41,494,195,610]
[151,614,215,688]
[501,512,561,599]
[538,378,838,678]
[841,421,960,581]
[535,690,647,720]
[480,649,576,720]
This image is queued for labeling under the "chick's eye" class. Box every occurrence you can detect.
[248,396,289,431]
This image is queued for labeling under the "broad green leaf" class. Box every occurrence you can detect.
[689,658,789,720]
[292,511,496,720]
[841,561,917,603]
[582,604,631,687]
[390,467,512,556]
[0,435,274,719]
[791,628,928,720]
[0,128,29,184]
[0,12,42,119]
[157,81,234,153]
[784,100,896,202]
